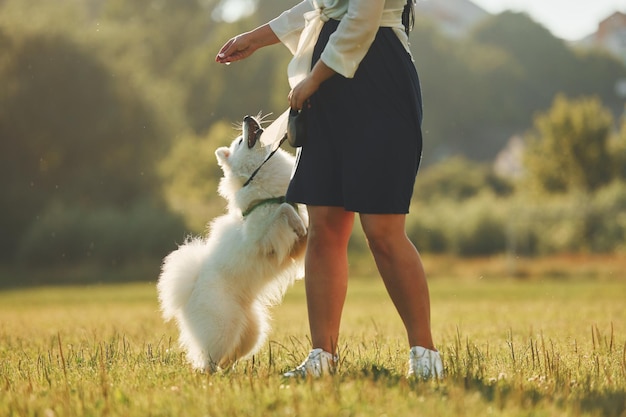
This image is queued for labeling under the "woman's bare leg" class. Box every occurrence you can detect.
[360,213,435,350]
[304,206,355,354]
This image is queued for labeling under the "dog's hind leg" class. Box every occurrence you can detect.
[227,300,269,366]
[181,291,250,371]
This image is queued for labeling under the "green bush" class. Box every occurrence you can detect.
[503,183,626,255]
[407,193,508,256]
[406,181,626,257]
[413,157,513,202]
[16,201,186,267]
[585,181,626,252]
[529,198,587,254]
[451,194,508,256]
[406,204,451,254]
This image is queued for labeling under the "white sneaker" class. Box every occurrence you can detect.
[283,348,337,378]
[407,346,444,380]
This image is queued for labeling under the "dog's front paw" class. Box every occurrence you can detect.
[281,204,307,237]
[292,220,307,237]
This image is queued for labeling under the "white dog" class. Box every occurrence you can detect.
[157,115,307,372]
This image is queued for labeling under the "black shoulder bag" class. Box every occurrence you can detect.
[287,106,307,148]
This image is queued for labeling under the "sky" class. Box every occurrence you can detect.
[470,0,626,41]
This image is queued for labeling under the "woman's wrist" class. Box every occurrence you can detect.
[248,24,281,50]
[309,60,336,86]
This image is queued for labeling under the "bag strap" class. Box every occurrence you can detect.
[402,0,415,36]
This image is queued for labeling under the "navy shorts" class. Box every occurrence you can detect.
[286,19,423,214]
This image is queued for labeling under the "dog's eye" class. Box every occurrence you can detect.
[238,138,243,146]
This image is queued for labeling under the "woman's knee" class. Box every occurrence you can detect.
[307,206,354,247]
[360,214,407,256]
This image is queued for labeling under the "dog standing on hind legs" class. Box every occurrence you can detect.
[157,114,307,372]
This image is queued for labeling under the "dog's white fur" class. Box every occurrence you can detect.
[157,116,307,371]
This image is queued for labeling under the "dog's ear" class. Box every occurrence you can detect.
[215,147,230,166]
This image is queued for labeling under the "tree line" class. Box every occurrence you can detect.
[1,0,625,280]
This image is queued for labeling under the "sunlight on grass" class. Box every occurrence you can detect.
[0,277,624,416]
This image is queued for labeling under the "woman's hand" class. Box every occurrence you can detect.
[216,24,280,64]
[216,33,255,64]
[288,60,337,110]
[288,76,320,110]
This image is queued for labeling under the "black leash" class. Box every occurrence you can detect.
[242,133,288,188]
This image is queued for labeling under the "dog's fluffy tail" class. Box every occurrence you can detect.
[157,237,207,321]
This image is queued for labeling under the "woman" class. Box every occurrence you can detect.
[216,0,443,379]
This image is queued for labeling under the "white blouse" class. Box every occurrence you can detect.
[269,0,411,87]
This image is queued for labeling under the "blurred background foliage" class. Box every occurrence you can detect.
[1,0,625,284]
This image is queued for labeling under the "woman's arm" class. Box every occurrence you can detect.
[269,1,314,54]
[216,1,312,64]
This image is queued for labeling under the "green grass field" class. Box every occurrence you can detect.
[1,271,625,417]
